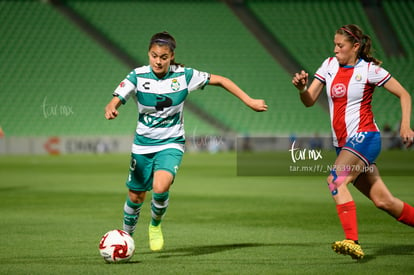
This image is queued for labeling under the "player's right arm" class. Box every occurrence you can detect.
[292,70,324,107]
[106,70,137,120]
[105,97,122,120]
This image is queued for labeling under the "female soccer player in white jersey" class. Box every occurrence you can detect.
[105,31,267,251]
[292,24,414,260]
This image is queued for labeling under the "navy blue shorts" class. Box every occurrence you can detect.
[335,131,381,166]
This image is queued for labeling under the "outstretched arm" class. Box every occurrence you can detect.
[208,74,267,112]
[104,97,122,120]
[292,70,324,107]
[383,77,414,147]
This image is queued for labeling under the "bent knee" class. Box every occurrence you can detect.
[327,169,349,185]
[327,174,334,184]
[129,190,146,204]
[372,197,397,211]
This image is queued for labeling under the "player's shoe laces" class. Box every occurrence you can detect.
[149,224,164,251]
[332,239,364,260]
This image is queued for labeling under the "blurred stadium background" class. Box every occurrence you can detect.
[0,0,413,155]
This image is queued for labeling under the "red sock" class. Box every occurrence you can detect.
[397,202,414,227]
[336,201,358,241]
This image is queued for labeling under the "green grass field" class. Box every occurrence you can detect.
[1,152,413,274]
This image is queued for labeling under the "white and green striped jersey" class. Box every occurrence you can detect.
[113,65,210,154]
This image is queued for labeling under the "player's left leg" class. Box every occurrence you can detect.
[354,165,414,226]
[148,170,173,251]
[151,190,170,226]
[148,149,183,251]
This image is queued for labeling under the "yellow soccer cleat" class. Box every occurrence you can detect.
[149,224,164,251]
[332,240,364,260]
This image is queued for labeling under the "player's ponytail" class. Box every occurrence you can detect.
[149,31,184,67]
[337,24,382,66]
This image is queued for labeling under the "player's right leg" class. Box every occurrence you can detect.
[332,240,364,260]
[328,149,366,259]
[122,153,153,236]
[329,173,365,259]
[123,190,146,236]
[330,132,383,259]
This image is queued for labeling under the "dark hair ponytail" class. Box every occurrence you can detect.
[337,24,382,66]
[149,31,183,67]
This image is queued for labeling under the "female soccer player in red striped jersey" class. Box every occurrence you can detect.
[292,24,414,260]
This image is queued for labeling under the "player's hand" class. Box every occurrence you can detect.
[104,97,121,120]
[400,127,414,148]
[248,99,268,112]
[105,106,119,120]
[292,70,309,92]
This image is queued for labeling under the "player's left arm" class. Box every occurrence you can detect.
[383,77,414,147]
[208,74,268,112]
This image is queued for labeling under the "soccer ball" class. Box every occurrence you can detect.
[99,229,135,263]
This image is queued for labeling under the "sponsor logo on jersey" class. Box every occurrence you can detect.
[143,82,150,90]
[155,95,173,111]
[355,74,362,81]
[142,114,177,127]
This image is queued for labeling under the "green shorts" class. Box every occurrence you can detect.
[126,148,183,191]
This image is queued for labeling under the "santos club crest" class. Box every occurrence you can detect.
[171,79,180,91]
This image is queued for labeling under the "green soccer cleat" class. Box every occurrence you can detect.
[332,239,364,260]
[149,224,164,251]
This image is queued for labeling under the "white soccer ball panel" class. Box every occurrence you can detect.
[99,229,135,263]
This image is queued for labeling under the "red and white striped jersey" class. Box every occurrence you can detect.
[315,57,391,147]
